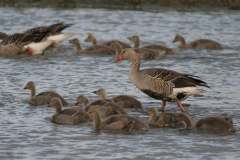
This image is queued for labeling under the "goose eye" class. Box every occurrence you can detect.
[123,51,125,53]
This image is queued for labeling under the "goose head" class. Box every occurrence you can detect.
[87,109,99,119]
[172,34,184,43]
[127,35,139,43]
[148,107,158,117]
[47,97,62,110]
[75,94,89,106]
[23,81,35,90]
[93,89,106,99]
[175,113,190,124]
[69,38,80,45]
[84,34,95,42]
[114,48,137,62]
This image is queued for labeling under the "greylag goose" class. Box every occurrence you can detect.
[47,97,92,124]
[87,109,148,131]
[84,34,131,49]
[69,38,115,54]
[175,113,235,133]
[23,81,68,106]
[148,107,179,127]
[110,42,165,60]
[114,48,210,112]
[0,31,52,56]
[75,94,127,118]
[0,32,8,40]
[93,88,143,108]
[24,22,74,47]
[172,34,222,49]
[127,35,178,54]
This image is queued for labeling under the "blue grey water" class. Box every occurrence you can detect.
[0,7,240,159]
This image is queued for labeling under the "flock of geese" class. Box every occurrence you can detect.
[1,22,235,133]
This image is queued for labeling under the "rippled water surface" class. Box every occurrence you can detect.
[0,7,240,159]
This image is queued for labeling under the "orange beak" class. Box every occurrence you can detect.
[28,47,32,55]
[114,56,123,62]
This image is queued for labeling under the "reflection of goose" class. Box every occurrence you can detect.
[114,48,210,112]
[84,34,131,49]
[127,35,178,54]
[47,97,92,125]
[93,88,142,108]
[23,81,68,106]
[87,109,148,131]
[148,107,179,127]
[24,22,73,47]
[176,113,235,133]
[69,38,114,54]
[75,94,127,118]
[110,42,165,60]
[172,34,222,49]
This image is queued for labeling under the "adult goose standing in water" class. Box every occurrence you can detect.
[110,42,165,60]
[127,35,178,54]
[75,94,127,118]
[47,97,92,124]
[114,48,210,112]
[172,34,222,49]
[175,113,235,133]
[69,38,115,54]
[84,34,131,49]
[24,81,68,106]
[87,109,148,131]
[93,88,143,108]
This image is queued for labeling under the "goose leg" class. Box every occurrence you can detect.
[176,100,186,112]
[160,101,166,112]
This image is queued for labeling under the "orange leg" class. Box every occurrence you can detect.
[160,101,166,111]
[176,100,187,112]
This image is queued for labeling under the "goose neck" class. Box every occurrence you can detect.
[93,113,101,129]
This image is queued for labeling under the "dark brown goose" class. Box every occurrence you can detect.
[69,38,114,54]
[47,97,92,124]
[23,81,68,106]
[0,32,8,40]
[93,88,142,108]
[84,34,131,49]
[75,94,127,118]
[175,113,235,133]
[87,109,148,131]
[110,42,165,60]
[148,107,179,127]
[172,34,222,49]
[114,48,210,112]
[127,35,178,54]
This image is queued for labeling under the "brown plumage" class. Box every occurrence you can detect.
[69,38,115,54]
[110,42,165,60]
[75,94,127,118]
[23,81,68,106]
[87,109,148,131]
[93,88,142,109]
[148,107,179,127]
[114,48,210,112]
[127,35,178,54]
[47,97,92,124]
[84,34,131,49]
[176,113,235,133]
[0,32,8,40]
[172,34,222,49]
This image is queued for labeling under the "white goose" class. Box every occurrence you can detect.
[24,41,53,55]
[114,48,210,112]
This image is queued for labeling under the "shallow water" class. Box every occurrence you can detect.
[0,7,240,159]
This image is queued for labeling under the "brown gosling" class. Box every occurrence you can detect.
[172,34,222,49]
[176,113,235,133]
[47,97,92,124]
[23,81,68,106]
[87,109,148,131]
